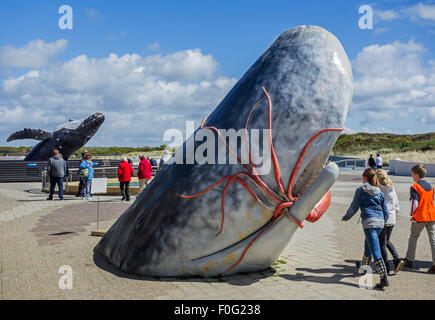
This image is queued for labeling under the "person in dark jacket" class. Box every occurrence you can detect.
[342,168,391,290]
[368,154,376,170]
[118,156,134,201]
[47,149,67,200]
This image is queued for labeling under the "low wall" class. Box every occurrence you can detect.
[389,159,435,177]
[328,156,366,168]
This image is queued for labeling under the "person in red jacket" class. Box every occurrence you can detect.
[138,154,152,192]
[118,156,134,201]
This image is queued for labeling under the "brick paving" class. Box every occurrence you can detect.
[0,173,434,300]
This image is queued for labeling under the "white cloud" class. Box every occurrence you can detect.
[421,107,435,123]
[0,39,68,69]
[84,8,101,20]
[0,41,237,146]
[406,2,435,22]
[376,2,435,24]
[351,40,435,128]
[108,32,127,41]
[147,42,160,51]
[376,9,400,22]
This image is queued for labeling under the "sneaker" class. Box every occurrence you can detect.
[403,258,413,268]
[82,197,86,200]
[428,266,435,274]
[46,197,53,200]
[393,259,404,273]
[126,198,130,201]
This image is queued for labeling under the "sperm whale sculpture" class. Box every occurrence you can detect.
[95,25,353,277]
[7,112,105,161]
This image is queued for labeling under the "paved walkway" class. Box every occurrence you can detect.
[0,172,434,300]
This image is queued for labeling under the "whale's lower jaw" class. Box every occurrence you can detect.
[100,163,339,278]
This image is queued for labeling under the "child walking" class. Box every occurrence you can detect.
[403,164,435,273]
[342,168,391,290]
[375,169,404,274]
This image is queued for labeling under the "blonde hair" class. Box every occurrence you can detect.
[375,169,393,187]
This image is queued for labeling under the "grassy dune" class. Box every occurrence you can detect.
[332,132,435,164]
[2,132,435,164]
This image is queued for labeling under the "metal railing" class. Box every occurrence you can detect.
[42,165,161,193]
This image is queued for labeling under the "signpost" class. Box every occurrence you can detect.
[90,178,108,237]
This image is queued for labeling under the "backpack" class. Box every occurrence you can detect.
[78,162,89,178]
[78,167,89,178]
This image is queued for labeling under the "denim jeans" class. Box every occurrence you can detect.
[364,227,383,261]
[49,176,64,199]
[81,179,92,198]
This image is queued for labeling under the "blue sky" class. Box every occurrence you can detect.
[1,0,435,146]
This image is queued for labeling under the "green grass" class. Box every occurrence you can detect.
[332,132,435,155]
[0,144,169,157]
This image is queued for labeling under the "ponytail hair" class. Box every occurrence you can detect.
[362,168,380,187]
[375,169,393,187]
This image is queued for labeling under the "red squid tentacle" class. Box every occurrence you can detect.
[201,118,253,174]
[217,171,268,236]
[273,202,303,228]
[179,175,233,198]
[243,97,283,203]
[261,87,288,200]
[222,214,285,276]
[286,128,344,199]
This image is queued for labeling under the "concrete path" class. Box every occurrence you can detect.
[0,172,434,299]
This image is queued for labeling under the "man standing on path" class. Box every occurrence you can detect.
[403,164,435,273]
[368,154,376,170]
[118,156,134,201]
[47,149,67,200]
[376,153,383,169]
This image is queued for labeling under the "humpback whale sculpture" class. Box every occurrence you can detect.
[95,25,353,277]
[7,112,105,161]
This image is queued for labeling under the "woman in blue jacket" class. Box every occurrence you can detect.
[342,168,390,290]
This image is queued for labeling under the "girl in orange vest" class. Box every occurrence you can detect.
[403,164,435,274]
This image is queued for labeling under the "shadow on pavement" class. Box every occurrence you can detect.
[93,251,270,286]
[400,260,433,274]
[279,261,362,289]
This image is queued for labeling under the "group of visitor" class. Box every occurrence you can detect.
[343,164,435,290]
[46,150,159,202]
[368,153,383,170]
[46,149,95,200]
[116,154,153,201]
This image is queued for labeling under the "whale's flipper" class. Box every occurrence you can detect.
[7,128,52,142]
